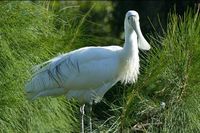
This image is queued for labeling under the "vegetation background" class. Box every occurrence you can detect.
[0,0,199,132]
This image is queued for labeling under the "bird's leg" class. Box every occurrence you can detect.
[80,104,85,133]
[89,104,93,133]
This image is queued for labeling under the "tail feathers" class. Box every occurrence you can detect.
[25,69,58,94]
[25,54,68,100]
[25,74,48,100]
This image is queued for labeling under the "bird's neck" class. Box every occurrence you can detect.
[119,29,140,84]
[123,30,138,58]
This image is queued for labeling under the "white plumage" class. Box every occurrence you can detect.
[25,10,150,132]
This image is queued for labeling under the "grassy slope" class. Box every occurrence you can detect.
[0,2,82,132]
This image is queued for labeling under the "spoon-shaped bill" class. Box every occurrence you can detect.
[134,20,151,50]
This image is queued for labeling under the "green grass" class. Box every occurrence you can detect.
[0,1,86,132]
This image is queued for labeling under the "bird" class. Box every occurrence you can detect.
[25,10,150,133]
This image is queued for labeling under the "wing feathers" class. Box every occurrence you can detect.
[25,46,123,101]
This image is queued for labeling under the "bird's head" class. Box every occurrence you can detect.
[124,10,151,50]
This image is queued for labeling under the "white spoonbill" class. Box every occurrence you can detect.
[25,10,150,133]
